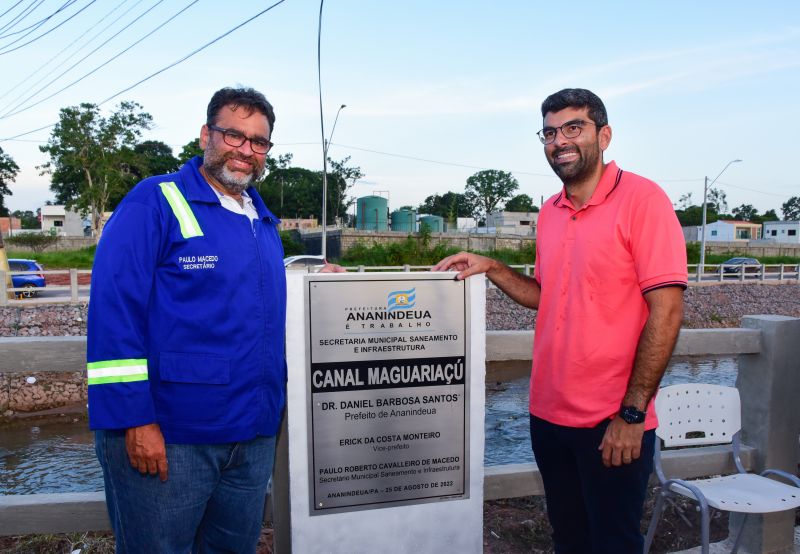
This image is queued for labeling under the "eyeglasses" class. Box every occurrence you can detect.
[207,124,273,154]
[537,120,597,145]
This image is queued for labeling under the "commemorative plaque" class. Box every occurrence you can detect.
[305,274,469,514]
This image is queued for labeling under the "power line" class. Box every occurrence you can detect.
[97,0,289,106]
[0,0,98,56]
[0,0,45,36]
[0,0,177,119]
[0,2,28,24]
[331,142,556,178]
[0,0,76,40]
[714,179,793,200]
[0,122,55,142]
[0,0,135,104]
[0,0,289,140]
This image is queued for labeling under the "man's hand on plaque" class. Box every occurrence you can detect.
[432,251,499,281]
[319,263,347,273]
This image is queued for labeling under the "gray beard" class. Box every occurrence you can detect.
[203,156,264,195]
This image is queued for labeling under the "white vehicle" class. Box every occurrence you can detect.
[283,255,327,270]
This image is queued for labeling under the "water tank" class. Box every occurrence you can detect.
[356,196,388,231]
[419,215,444,233]
[390,209,416,232]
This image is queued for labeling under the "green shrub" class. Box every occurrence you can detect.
[280,231,304,257]
[5,232,60,253]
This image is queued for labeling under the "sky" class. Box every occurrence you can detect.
[0,0,798,216]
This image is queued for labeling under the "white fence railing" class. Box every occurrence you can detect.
[1,263,798,305]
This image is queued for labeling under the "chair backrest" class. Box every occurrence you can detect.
[655,384,741,447]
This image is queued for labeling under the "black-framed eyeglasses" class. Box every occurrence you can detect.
[208,124,273,154]
[536,120,597,145]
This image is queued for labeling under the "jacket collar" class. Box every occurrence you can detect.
[179,156,281,224]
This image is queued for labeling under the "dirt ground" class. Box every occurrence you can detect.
[0,491,729,554]
[481,493,729,554]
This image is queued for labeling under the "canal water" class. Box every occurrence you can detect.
[0,356,736,495]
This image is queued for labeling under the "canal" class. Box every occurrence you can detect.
[0,356,736,495]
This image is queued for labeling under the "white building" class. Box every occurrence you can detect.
[699,220,762,242]
[486,211,538,236]
[762,220,800,244]
[40,205,85,237]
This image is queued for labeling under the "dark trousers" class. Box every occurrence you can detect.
[530,414,655,554]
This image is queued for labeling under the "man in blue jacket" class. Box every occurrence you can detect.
[88,86,287,553]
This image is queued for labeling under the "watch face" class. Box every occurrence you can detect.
[621,406,646,424]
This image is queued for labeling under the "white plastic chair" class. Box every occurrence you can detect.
[644,384,800,554]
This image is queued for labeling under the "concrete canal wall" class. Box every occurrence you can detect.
[0,285,797,415]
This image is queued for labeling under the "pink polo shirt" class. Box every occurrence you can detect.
[530,161,687,429]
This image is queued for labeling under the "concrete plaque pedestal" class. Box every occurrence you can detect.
[274,271,485,553]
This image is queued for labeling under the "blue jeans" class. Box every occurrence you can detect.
[95,430,276,554]
[530,414,655,554]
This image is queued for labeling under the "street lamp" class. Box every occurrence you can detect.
[699,159,742,280]
[320,103,346,259]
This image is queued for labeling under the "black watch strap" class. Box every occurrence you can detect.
[619,405,646,424]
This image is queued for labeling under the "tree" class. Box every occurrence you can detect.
[674,205,719,227]
[505,194,539,213]
[731,204,758,221]
[260,153,293,218]
[754,209,780,224]
[0,146,20,217]
[417,192,471,224]
[132,140,180,180]
[39,102,153,233]
[464,169,519,224]
[11,210,39,229]
[178,138,203,165]
[327,156,364,224]
[707,187,728,214]
[675,192,693,211]
[781,196,800,221]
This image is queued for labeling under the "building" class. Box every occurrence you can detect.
[486,211,538,237]
[279,217,318,231]
[40,205,85,237]
[762,220,800,244]
[697,220,762,242]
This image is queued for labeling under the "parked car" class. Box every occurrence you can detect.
[721,257,761,274]
[7,259,46,298]
[283,255,327,271]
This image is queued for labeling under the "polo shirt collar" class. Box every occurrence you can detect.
[553,160,622,210]
[179,156,281,224]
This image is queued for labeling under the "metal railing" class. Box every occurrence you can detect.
[689,263,800,283]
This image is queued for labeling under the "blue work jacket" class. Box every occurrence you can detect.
[87,156,287,443]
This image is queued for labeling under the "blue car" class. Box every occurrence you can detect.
[8,258,46,298]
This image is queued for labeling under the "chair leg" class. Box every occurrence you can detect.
[730,513,749,554]
[700,505,710,554]
[644,492,666,554]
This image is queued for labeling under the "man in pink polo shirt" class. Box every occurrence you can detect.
[434,88,686,553]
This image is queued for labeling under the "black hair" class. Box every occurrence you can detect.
[206,87,276,135]
[540,88,608,127]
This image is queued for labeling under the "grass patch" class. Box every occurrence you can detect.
[7,247,97,269]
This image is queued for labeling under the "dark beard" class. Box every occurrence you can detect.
[548,146,600,186]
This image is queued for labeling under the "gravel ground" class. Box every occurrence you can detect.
[486,283,800,331]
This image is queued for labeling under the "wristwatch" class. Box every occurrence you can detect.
[619,405,646,424]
